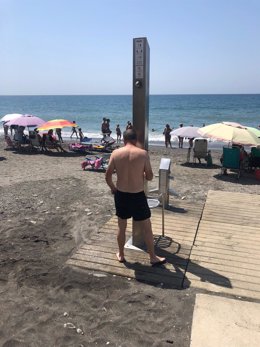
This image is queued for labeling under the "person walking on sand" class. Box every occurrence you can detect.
[163,124,172,148]
[105,128,166,266]
[70,121,78,139]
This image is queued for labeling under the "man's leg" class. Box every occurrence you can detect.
[140,218,166,265]
[117,217,127,262]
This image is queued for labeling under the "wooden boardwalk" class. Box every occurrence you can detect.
[184,190,260,300]
[67,199,204,288]
[67,190,260,299]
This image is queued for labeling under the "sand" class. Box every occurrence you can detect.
[0,136,259,346]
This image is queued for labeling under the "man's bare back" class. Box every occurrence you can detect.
[106,143,153,193]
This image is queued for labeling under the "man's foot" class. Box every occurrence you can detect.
[116,252,126,263]
[150,256,166,267]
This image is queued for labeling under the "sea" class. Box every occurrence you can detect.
[1,94,260,147]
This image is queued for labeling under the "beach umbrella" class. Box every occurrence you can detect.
[246,126,260,138]
[170,126,201,138]
[198,122,260,146]
[37,119,78,131]
[0,113,24,122]
[5,115,45,128]
[222,122,260,138]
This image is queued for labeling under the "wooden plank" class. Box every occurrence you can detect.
[196,226,260,238]
[200,215,260,226]
[193,242,260,258]
[79,242,191,263]
[95,231,196,246]
[183,276,260,300]
[186,190,260,300]
[198,223,260,237]
[71,252,185,277]
[196,231,260,243]
[190,249,260,264]
[67,259,183,288]
[186,263,260,284]
[184,272,260,293]
[207,190,260,201]
[104,218,201,229]
[187,256,260,272]
[193,236,260,249]
[76,248,188,267]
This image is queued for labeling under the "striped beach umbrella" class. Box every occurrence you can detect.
[198,122,260,146]
[37,119,78,131]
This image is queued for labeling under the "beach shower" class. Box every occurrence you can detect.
[131,37,150,248]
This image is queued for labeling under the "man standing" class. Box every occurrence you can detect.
[105,129,166,266]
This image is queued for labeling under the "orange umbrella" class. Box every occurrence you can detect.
[37,119,78,131]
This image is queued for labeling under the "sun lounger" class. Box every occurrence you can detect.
[249,147,260,170]
[69,143,93,153]
[221,146,241,179]
[193,139,208,164]
[4,135,17,149]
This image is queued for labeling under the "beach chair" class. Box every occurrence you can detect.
[4,135,17,149]
[30,136,42,151]
[193,139,208,164]
[221,146,241,179]
[249,147,260,170]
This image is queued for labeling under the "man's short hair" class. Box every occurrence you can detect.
[123,128,137,143]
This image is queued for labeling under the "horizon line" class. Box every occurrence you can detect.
[0,93,260,97]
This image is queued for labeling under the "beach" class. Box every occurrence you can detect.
[0,136,259,346]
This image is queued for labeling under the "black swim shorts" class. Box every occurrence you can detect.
[114,190,151,221]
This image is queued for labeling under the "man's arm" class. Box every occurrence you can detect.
[144,153,153,181]
[105,155,117,194]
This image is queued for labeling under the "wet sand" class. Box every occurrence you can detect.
[0,137,259,346]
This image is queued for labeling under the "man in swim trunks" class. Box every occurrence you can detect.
[105,128,166,266]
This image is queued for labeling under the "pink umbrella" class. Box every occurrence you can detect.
[0,113,24,122]
[6,115,45,128]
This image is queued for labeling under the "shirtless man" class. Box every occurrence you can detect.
[105,128,166,266]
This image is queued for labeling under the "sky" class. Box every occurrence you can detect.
[0,0,260,95]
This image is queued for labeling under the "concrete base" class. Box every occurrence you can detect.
[190,294,260,347]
